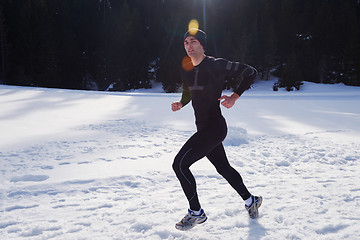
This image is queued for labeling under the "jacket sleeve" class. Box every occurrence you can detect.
[217,59,258,96]
[180,82,191,107]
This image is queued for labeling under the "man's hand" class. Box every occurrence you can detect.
[218,93,240,109]
[171,102,183,112]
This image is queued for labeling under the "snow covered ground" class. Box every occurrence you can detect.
[0,80,359,240]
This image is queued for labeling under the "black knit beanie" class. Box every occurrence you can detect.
[184,28,207,49]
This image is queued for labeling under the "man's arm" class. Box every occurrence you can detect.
[222,60,257,96]
[217,59,257,108]
[172,83,191,112]
[179,83,191,107]
[233,65,257,97]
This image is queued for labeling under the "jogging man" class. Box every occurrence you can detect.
[171,28,262,231]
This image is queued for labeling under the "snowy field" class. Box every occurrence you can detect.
[0,80,359,240]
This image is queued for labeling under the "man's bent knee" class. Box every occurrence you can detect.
[172,154,182,174]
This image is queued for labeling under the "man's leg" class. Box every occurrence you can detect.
[206,144,251,200]
[173,132,207,211]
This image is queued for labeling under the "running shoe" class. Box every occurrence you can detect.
[175,209,207,231]
[245,196,262,219]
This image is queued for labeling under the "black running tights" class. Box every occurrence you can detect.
[172,117,251,211]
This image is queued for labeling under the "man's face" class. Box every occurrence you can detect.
[184,36,204,57]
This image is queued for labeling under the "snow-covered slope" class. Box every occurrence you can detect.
[0,81,359,239]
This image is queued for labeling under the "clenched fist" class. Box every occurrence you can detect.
[171,102,183,112]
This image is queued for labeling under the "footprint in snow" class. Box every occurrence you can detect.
[5,204,39,212]
[10,174,49,183]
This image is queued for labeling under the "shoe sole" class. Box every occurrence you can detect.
[250,196,262,219]
[198,216,208,224]
[257,196,263,209]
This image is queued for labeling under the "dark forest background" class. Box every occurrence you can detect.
[0,0,360,92]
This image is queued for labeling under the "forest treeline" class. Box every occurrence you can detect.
[0,0,360,92]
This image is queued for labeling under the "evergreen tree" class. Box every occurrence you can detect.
[257,0,278,80]
[1,0,359,90]
[276,51,303,91]
[103,0,150,91]
[336,0,360,86]
[0,3,8,82]
[49,0,84,89]
[7,0,55,86]
[156,0,188,92]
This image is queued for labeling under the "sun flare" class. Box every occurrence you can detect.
[188,19,199,35]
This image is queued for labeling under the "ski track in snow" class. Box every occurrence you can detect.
[1,82,360,239]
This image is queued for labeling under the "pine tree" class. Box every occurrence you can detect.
[156,0,188,92]
[49,0,84,89]
[0,3,8,82]
[279,52,303,91]
[103,0,149,91]
[12,0,56,87]
[257,0,278,80]
[1,0,359,90]
[337,0,360,86]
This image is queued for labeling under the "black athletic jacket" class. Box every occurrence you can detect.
[180,56,257,123]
